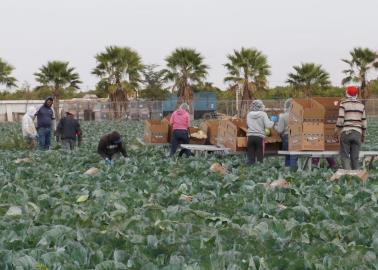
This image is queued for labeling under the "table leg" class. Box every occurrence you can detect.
[302,157,311,171]
[297,157,303,171]
[368,156,375,170]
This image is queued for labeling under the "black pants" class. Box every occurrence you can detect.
[340,130,361,170]
[170,129,192,157]
[247,135,264,165]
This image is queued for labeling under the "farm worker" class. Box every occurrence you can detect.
[246,100,275,165]
[56,110,82,150]
[169,103,193,157]
[336,86,367,170]
[97,131,128,165]
[274,98,298,170]
[22,106,38,149]
[35,97,55,150]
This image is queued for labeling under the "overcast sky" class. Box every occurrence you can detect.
[1,0,377,91]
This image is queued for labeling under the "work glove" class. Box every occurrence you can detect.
[105,158,113,166]
[124,157,130,164]
[270,115,279,123]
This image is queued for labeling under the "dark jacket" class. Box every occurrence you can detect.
[56,116,81,140]
[97,131,128,159]
[36,97,55,129]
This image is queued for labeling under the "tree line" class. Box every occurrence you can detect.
[1,46,378,116]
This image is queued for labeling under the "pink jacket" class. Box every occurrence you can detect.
[170,108,190,130]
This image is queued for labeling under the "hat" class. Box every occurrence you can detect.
[179,103,190,111]
[109,131,122,144]
[346,86,359,97]
[284,98,292,112]
[251,100,265,111]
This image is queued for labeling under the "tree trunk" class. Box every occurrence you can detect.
[239,81,253,118]
[360,78,368,105]
[110,85,128,119]
[177,82,193,113]
[53,86,60,121]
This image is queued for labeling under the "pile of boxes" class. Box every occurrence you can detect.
[144,97,341,153]
[313,97,340,150]
[288,98,340,151]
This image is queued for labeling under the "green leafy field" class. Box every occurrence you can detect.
[0,120,377,269]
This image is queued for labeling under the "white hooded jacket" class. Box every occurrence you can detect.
[246,111,274,138]
[22,106,37,138]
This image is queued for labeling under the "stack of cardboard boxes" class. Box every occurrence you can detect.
[313,97,340,150]
[288,99,325,151]
[288,98,340,151]
[144,97,341,153]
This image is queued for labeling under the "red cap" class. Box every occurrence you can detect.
[346,86,358,96]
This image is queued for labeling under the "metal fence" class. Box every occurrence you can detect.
[1,98,378,122]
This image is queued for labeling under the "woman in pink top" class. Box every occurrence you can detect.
[170,103,192,157]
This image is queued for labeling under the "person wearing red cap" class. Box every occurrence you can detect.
[336,86,367,170]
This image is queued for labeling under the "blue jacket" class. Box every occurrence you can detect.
[36,98,55,129]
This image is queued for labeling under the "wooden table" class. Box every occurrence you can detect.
[180,144,231,157]
[278,150,378,170]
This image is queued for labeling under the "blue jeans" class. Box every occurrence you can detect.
[170,129,192,157]
[37,127,52,150]
[282,134,298,169]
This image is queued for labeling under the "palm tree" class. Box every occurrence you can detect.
[34,61,81,119]
[224,48,270,117]
[0,58,17,88]
[342,47,378,99]
[286,63,330,97]
[140,64,169,100]
[92,46,143,118]
[164,48,209,109]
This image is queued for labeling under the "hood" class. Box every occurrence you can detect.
[175,108,187,115]
[250,99,265,112]
[108,131,122,144]
[44,97,53,107]
[248,111,266,119]
[284,98,292,112]
[26,106,37,117]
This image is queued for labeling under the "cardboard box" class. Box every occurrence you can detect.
[144,119,169,144]
[265,128,282,144]
[237,137,247,147]
[288,124,303,151]
[217,119,247,151]
[288,99,325,151]
[302,121,325,150]
[313,97,340,124]
[188,127,206,145]
[324,124,340,150]
[264,128,282,154]
[289,98,325,122]
[162,118,172,143]
[200,120,220,145]
[330,169,368,182]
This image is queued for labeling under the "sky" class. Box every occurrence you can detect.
[1,0,377,91]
